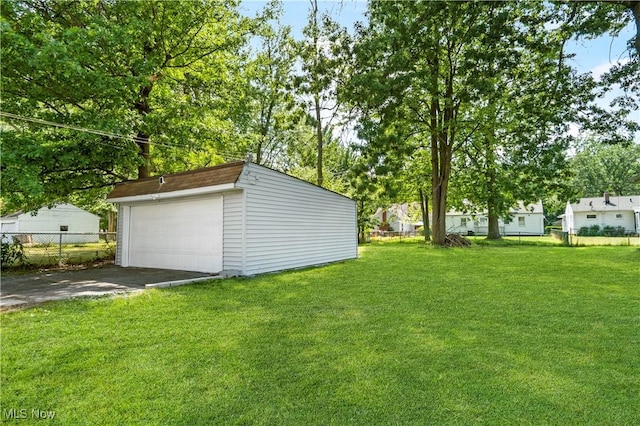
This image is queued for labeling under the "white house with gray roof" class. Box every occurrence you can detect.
[560,194,640,235]
[446,201,545,236]
[374,201,545,236]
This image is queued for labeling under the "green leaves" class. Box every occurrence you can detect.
[1,0,252,212]
[569,137,640,197]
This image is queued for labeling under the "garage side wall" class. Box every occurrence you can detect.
[115,204,125,266]
[222,190,244,275]
[239,164,357,275]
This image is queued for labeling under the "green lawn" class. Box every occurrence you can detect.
[20,242,116,268]
[2,242,639,424]
[3,242,116,271]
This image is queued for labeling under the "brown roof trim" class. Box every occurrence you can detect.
[107,161,245,200]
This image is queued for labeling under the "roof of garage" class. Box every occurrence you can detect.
[107,161,245,200]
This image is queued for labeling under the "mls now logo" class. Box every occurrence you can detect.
[3,408,27,419]
[2,408,56,420]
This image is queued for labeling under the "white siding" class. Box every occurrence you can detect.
[222,190,244,274]
[12,204,100,243]
[126,196,223,273]
[115,204,125,266]
[446,213,544,236]
[503,213,545,236]
[238,163,357,275]
[571,211,635,233]
[1,221,18,233]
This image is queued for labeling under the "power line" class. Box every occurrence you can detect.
[0,111,183,149]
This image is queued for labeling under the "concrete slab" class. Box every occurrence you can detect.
[0,264,215,309]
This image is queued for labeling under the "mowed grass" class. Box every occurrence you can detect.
[1,242,639,424]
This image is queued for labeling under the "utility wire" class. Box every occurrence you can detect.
[0,111,183,149]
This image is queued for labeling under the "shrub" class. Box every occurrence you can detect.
[578,226,590,236]
[1,235,26,268]
[545,225,562,234]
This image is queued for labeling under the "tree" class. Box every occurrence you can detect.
[229,1,310,168]
[344,1,566,245]
[448,4,581,239]
[569,137,640,196]
[296,0,348,187]
[0,0,251,213]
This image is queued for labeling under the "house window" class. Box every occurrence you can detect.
[460,218,468,226]
[586,214,597,219]
[480,217,487,224]
[60,225,69,232]
[615,214,623,219]
[518,217,525,226]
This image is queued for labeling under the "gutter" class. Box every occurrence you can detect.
[106,183,237,204]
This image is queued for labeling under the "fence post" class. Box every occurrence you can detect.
[58,232,63,267]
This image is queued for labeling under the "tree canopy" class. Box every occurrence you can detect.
[1,0,251,212]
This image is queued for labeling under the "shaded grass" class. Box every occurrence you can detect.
[1,243,639,424]
[3,243,115,272]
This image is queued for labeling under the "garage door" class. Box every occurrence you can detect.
[128,196,223,273]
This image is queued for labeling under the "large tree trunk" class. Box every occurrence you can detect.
[137,131,150,178]
[135,83,153,179]
[430,60,455,246]
[431,132,452,245]
[357,200,367,243]
[485,105,501,240]
[419,188,431,241]
[626,1,640,55]
[486,209,501,240]
[108,210,116,233]
[431,103,447,245]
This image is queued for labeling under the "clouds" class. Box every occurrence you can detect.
[590,57,631,81]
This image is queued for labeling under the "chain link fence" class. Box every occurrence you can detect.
[1,232,116,269]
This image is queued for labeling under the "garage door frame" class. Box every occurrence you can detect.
[121,195,223,273]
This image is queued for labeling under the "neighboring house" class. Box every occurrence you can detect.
[0,203,100,244]
[106,161,357,275]
[373,201,544,236]
[560,194,640,234]
[373,204,421,233]
[446,201,545,236]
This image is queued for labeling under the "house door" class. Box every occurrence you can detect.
[127,196,223,273]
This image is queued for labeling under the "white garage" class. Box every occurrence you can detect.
[107,161,357,275]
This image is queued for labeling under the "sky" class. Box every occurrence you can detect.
[240,0,636,76]
[240,0,639,142]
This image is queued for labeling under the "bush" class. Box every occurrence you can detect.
[578,226,590,236]
[577,225,626,237]
[545,225,562,234]
[1,235,26,268]
[603,226,626,237]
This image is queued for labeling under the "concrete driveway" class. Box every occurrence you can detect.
[1,264,216,309]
